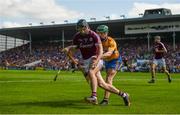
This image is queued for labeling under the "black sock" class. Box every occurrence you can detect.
[119,91,126,98]
[152,76,155,80]
[103,98,109,101]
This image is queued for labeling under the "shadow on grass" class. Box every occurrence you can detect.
[120,83,155,87]
[12,99,93,109]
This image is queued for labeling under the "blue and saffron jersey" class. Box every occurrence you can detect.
[102,36,119,61]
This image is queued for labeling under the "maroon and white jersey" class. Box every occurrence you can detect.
[73,30,101,60]
[154,42,166,59]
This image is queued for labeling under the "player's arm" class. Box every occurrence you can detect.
[91,42,103,69]
[161,42,167,53]
[62,45,77,53]
[97,43,103,62]
[62,45,78,65]
[102,51,113,59]
[102,40,116,59]
[92,43,103,67]
[90,33,103,68]
[155,49,167,53]
[155,43,167,53]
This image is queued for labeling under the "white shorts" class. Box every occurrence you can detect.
[82,57,103,73]
[153,58,166,68]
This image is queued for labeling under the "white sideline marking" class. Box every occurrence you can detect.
[0,80,51,83]
[0,79,179,83]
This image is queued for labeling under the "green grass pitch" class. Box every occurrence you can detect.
[0,70,179,114]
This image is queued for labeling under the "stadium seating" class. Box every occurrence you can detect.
[0,39,179,72]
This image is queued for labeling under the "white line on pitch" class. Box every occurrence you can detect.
[0,79,179,83]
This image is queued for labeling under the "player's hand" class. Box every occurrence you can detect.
[90,56,98,69]
[62,48,68,53]
[73,59,79,65]
[155,48,159,52]
[77,63,83,70]
[91,63,97,69]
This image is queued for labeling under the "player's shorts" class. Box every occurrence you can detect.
[105,57,122,70]
[82,57,103,74]
[153,58,166,67]
[119,56,122,63]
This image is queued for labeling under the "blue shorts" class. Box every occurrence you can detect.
[119,56,122,63]
[105,57,122,70]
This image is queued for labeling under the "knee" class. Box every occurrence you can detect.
[98,82,104,88]
[109,72,116,77]
[88,69,95,76]
[151,66,155,72]
[106,77,113,84]
[152,69,155,72]
[163,69,168,73]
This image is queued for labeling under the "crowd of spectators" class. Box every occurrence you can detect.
[0,42,74,70]
[0,39,179,73]
[118,39,180,73]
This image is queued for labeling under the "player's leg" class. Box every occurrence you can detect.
[161,59,172,83]
[78,63,90,83]
[163,66,172,83]
[84,59,102,104]
[95,71,130,106]
[89,72,98,97]
[100,59,120,105]
[100,69,117,105]
[86,59,130,106]
[84,71,98,104]
[148,60,157,83]
[72,65,76,73]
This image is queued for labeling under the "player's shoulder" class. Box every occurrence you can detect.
[107,36,116,43]
[73,32,82,41]
[159,42,165,46]
[107,36,114,40]
[73,32,80,38]
[89,30,101,41]
[155,42,165,48]
[89,30,99,37]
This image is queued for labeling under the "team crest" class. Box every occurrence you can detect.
[90,37,93,42]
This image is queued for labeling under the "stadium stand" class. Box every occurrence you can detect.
[0,38,179,72]
[0,8,179,72]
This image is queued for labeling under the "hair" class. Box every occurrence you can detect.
[76,19,89,29]
[154,35,161,40]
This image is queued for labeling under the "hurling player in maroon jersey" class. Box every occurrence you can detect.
[148,36,172,83]
[63,19,130,106]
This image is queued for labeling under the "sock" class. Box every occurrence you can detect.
[152,76,155,80]
[103,98,109,101]
[168,74,171,78]
[119,91,127,98]
[91,92,97,98]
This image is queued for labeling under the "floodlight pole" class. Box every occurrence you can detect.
[51,21,55,25]
[139,13,143,17]
[147,32,150,51]
[120,15,125,19]
[90,18,96,22]
[147,25,150,52]
[14,38,16,47]
[173,31,176,51]
[172,24,176,51]
[28,32,32,54]
[62,30,64,49]
[64,20,68,24]
[104,16,110,20]
[5,35,7,50]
